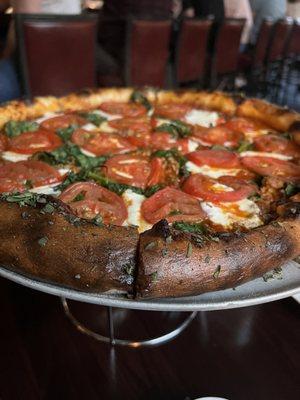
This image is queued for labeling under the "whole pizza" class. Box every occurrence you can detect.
[0,88,299,299]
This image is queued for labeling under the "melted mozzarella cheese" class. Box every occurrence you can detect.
[1,152,30,162]
[80,148,96,157]
[122,189,152,233]
[30,183,60,196]
[186,161,240,178]
[244,129,273,141]
[34,112,60,124]
[201,198,262,229]
[239,151,292,161]
[91,109,120,121]
[81,123,97,131]
[98,121,117,133]
[187,139,199,152]
[185,109,219,127]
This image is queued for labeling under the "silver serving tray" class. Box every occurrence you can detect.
[1,261,300,311]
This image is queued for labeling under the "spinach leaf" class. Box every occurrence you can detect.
[156,120,191,138]
[4,120,39,138]
[130,90,152,111]
[79,112,107,127]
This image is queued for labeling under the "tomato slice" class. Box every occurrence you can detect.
[99,102,147,117]
[150,132,178,150]
[147,157,165,186]
[40,114,86,130]
[154,103,192,119]
[104,154,152,189]
[224,117,269,134]
[0,134,8,151]
[187,150,241,169]
[241,156,300,181]
[192,125,244,147]
[182,174,256,203]
[253,134,300,158]
[8,129,62,154]
[59,182,127,225]
[71,129,136,156]
[108,117,151,147]
[0,160,62,193]
[141,187,206,224]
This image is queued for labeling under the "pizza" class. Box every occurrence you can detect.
[0,87,299,299]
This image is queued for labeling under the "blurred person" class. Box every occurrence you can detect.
[224,0,253,51]
[182,0,225,21]
[250,0,286,43]
[287,0,300,18]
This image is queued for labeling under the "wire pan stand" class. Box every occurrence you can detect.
[61,298,198,347]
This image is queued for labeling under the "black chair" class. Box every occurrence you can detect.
[15,14,97,98]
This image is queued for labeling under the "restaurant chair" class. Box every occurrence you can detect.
[125,19,172,87]
[210,18,245,90]
[173,18,213,88]
[15,14,97,99]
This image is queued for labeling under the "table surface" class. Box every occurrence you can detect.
[0,277,299,400]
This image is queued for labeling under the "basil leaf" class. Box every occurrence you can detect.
[285,183,299,197]
[130,90,152,111]
[173,221,207,235]
[156,120,191,138]
[1,191,44,207]
[79,112,107,127]
[4,120,39,138]
[237,140,254,153]
[56,125,78,142]
[144,184,164,197]
[88,172,143,196]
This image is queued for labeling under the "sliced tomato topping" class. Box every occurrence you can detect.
[241,156,300,181]
[104,154,152,188]
[40,114,86,130]
[187,150,241,169]
[99,102,147,117]
[150,132,177,150]
[224,117,269,134]
[71,129,136,156]
[192,125,244,147]
[0,134,8,151]
[0,160,62,193]
[182,174,256,203]
[141,187,206,224]
[108,117,151,148]
[59,182,127,225]
[8,129,62,154]
[147,157,165,186]
[154,103,192,119]
[253,134,300,158]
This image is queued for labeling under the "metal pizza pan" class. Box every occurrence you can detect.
[0,261,299,312]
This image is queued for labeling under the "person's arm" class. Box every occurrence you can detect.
[11,0,41,13]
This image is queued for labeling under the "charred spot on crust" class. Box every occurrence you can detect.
[231,93,246,105]
[288,120,300,132]
[151,219,171,239]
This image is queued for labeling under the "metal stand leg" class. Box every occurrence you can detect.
[61,298,197,348]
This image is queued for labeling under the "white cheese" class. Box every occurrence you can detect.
[239,151,292,161]
[91,109,120,121]
[187,139,199,152]
[201,198,262,229]
[244,129,273,140]
[34,112,60,124]
[1,152,30,162]
[58,168,71,176]
[186,161,240,178]
[30,183,60,196]
[81,123,97,131]
[122,189,152,233]
[98,121,117,133]
[185,109,219,127]
[79,148,96,157]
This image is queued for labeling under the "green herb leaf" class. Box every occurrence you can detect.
[237,140,254,153]
[144,241,157,251]
[130,90,152,111]
[213,265,221,279]
[41,203,55,214]
[4,120,39,138]
[173,221,207,235]
[156,120,191,139]
[150,271,158,282]
[143,184,164,197]
[79,112,107,127]
[91,215,104,227]
[87,171,143,196]
[56,125,78,142]
[1,191,42,207]
[38,236,48,247]
[285,183,298,197]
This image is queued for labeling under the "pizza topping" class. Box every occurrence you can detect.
[241,156,300,182]
[99,102,147,117]
[79,112,107,127]
[4,120,39,138]
[154,103,193,120]
[122,189,152,232]
[155,120,192,138]
[104,154,163,189]
[8,129,62,154]
[71,129,136,156]
[0,160,62,193]
[40,114,86,130]
[185,109,220,127]
[239,150,292,161]
[108,117,152,148]
[192,125,244,147]
[59,181,127,225]
[141,187,206,224]
[223,117,272,139]
[253,134,300,158]
[182,174,256,203]
[130,90,152,111]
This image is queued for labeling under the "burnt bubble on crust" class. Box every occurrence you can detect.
[136,208,300,299]
[0,193,139,294]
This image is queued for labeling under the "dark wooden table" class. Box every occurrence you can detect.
[0,277,299,400]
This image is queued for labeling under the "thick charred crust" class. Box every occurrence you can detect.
[0,199,139,294]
